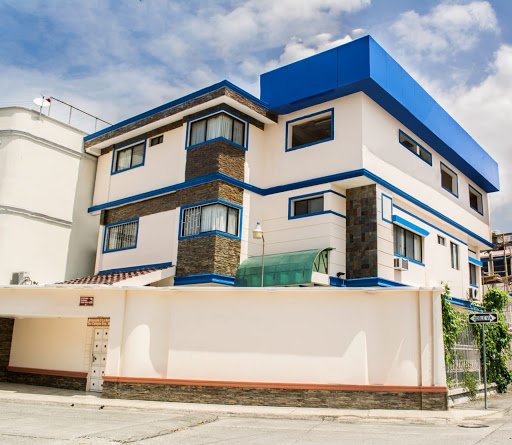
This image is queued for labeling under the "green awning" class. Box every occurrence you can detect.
[234,248,332,287]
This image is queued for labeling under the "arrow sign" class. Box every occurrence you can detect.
[469,312,498,324]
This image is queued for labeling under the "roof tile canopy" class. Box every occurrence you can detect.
[59,266,170,285]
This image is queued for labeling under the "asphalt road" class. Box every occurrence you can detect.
[1,398,512,445]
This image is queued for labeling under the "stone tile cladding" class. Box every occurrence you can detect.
[102,382,447,411]
[176,235,241,277]
[346,184,378,279]
[104,181,243,225]
[86,86,277,150]
[185,139,245,182]
[0,318,14,382]
[7,372,86,391]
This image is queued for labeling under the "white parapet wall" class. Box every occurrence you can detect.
[0,285,445,390]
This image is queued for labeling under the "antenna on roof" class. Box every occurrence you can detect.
[33,95,51,118]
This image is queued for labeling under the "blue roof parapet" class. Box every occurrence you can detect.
[260,36,499,193]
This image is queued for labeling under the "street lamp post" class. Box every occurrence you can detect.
[253,222,265,287]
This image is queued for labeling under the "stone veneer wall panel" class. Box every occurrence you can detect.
[346,184,378,279]
[0,318,14,382]
[7,372,86,391]
[185,140,245,182]
[175,235,241,277]
[102,381,447,411]
[104,181,243,225]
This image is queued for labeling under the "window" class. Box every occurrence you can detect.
[394,225,423,263]
[469,263,477,286]
[293,196,324,217]
[438,235,446,246]
[150,135,163,146]
[104,220,138,252]
[286,109,333,151]
[399,131,432,164]
[469,186,483,214]
[181,202,240,237]
[450,242,459,269]
[189,112,245,147]
[441,163,458,196]
[112,142,145,173]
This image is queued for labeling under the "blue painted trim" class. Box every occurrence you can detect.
[102,218,139,253]
[393,205,467,247]
[174,273,235,286]
[185,108,249,150]
[470,283,479,289]
[398,130,432,166]
[440,162,459,198]
[99,261,173,275]
[329,276,346,287]
[85,80,268,142]
[392,215,429,237]
[447,296,483,312]
[178,199,243,240]
[285,108,334,152]
[394,253,425,267]
[469,257,483,267]
[289,210,346,220]
[469,248,477,254]
[381,193,393,224]
[110,139,147,175]
[89,168,493,248]
[344,277,411,287]
[468,184,484,216]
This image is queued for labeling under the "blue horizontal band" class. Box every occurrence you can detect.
[99,261,173,275]
[392,215,429,237]
[174,273,235,286]
[469,257,483,267]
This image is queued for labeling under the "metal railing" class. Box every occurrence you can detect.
[446,325,481,388]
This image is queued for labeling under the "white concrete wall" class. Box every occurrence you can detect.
[9,318,89,373]
[361,95,490,241]
[240,185,346,276]
[0,107,99,284]
[0,286,445,388]
[95,209,179,273]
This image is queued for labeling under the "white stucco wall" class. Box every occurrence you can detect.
[9,317,89,373]
[0,286,446,388]
[0,107,99,284]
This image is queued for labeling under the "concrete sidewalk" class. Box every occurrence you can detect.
[0,382,507,426]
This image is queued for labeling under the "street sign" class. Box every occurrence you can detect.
[468,312,498,324]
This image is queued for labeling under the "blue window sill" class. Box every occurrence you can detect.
[102,245,137,254]
[186,137,247,151]
[470,283,479,289]
[441,184,459,198]
[286,136,334,152]
[289,210,345,220]
[394,253,425,267]
[111,162,144,176]
[179,230,241,241]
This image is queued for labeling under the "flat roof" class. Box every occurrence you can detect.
[260,36,499,193]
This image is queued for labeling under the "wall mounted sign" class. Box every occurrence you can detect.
[87,317,110,327]
[80,296,94,306]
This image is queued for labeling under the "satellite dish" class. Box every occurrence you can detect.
[33,97,50,107]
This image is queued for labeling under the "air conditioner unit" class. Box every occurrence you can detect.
[11,271,29,285]
[393,258,409,271]
[468,288,478,300]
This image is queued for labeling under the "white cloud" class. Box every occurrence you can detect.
[391,1,498,61]
[434,45,512,231]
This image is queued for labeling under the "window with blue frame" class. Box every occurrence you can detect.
[394,225,423,263]
[469,186,483,214]
[189,112,245,147]
[399,131,432,164]
[286,109,333,151]
[112,142,144,173]
[450,242,459,270]
[292,195,324,217]
[469,263,477,286]
[441,163,458,196]
[104,220,138,252]
[181,202,239,237]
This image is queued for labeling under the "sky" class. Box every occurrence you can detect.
[1,0,511,232]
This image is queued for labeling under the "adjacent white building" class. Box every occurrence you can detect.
[0,107,99,284]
